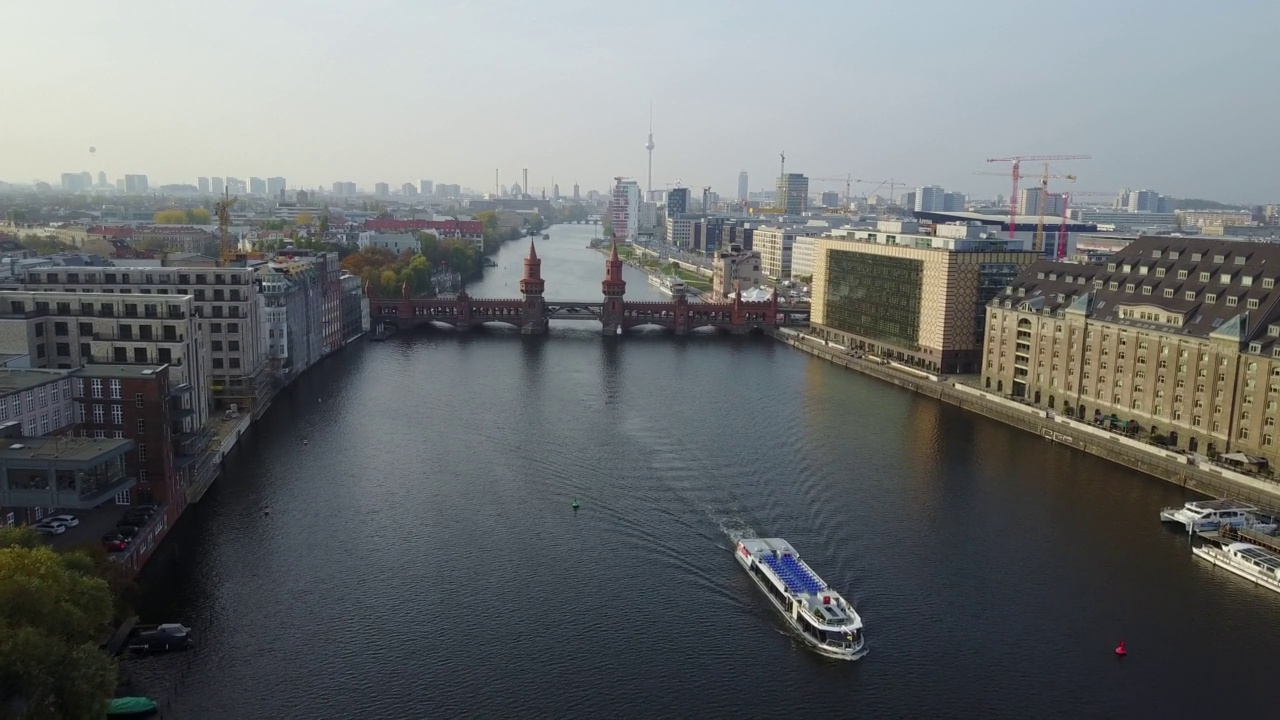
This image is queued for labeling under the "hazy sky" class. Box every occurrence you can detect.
[3,0,1277,203]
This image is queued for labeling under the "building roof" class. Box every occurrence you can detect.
[77,365,168,379]
[0,369,73,396]
[994,235,1280,350]
[0,435,132,463]
[914,210,1098,230]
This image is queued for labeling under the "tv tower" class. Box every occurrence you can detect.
[645,101,655,197]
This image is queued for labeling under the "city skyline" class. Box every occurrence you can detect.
[2,1,1278,203]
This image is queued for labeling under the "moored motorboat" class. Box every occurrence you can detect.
[106,696,158,718]
[1192,541,1280,595]
[734,538,865,660]
[1159,499,1276,533]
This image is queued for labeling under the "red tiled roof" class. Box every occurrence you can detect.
[88,226,135,238]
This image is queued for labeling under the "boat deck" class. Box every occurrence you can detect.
[1198,526,1280,553]
[762,554,825,595]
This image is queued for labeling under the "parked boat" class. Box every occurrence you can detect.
[542,233,549,239]
[1193,541,1280,595]
[648,274,688,296]
[127,623,192,653]
[1159,499,1277,533]
[106,697,158,718]
[734,538,865,660]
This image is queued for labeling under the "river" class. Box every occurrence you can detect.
[132,223,1280,718]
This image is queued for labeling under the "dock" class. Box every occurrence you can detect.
[1196,525,1280,553]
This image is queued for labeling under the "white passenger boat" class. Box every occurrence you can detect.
[648,274,688,296]
[734,538,865,660]
[1159,499,1277,533]
[1192,542,1280,595]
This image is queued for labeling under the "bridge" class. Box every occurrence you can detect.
[368,241,802,336]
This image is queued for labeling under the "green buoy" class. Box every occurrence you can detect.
[572,499,580,510]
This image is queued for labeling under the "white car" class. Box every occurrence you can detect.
[31,521,68,535]
[45,514,79,527]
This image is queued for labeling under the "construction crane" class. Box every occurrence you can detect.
[811,176,914,207]
[215,188,242,265]
[1055,191,1113,260]
[975,165,1078,251]
[986,154,1090,239]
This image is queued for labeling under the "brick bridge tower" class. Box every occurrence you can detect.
[519,240,548,334]
[600,241,627,335]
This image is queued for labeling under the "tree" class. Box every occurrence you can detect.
[19,235,73,256]
[318,214,330,238]
[82,237,115,258]
[153,209,189,224]
[0,529,117,718]
[189,208,212,224]
[527,214,545,233]
[295,212,314,227]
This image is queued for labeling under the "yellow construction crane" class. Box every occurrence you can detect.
[215,189,244,265]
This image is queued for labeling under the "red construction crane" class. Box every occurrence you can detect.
[1055,191,1113,260]
[986,155,1091,239]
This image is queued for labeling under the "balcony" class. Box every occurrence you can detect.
[174,426,215,457]
[168,382,194,397]
[0,437,134,509]
[92,332,186,342]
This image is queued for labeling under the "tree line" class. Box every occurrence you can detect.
[153,208,212,225]
[340,232,484,298]
[0,526,138,717]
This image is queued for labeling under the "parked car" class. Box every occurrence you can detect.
[115,525,140,538]
[121,510,153,526]
[31,521,68,535]
[44,514,79,527]
[101,533,129,552]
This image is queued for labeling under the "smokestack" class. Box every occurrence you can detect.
[523,169,528,199]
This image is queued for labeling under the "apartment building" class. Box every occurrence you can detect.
[19,266,258,410]
[982,236,1280,463]
[341,273,368,342]
[811,222,1039,373]
[260,257,324,376]
[0,290,209,433]
[711,247,764,300]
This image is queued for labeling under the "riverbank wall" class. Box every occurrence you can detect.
[770,328,1280,513]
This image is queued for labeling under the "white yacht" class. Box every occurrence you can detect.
[734,538,865,660]
[648,274,688,296]
[1160,499,1276,533]
[1192,542,1280,595]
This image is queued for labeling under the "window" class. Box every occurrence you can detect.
[1266,435,1274,447]
[135,393,144,407]
[110,405,123,425]
[92,405,104,424]
[137,419,146,433]
[229,358,241,369]
[137,470,148,482]
[1200,272,1211,282]
[228,340,240,351]
[213,358,223,369]
[1250,343,1263,354]
[75,403,84,423]
[1265,278,1276,289]
[113,431,123,439]
[1206,294,1217,303]
[1226,297,1238,307]
[109,379,121,398]
[210,323,222,333]
[1184,291,1196,301]
[1248,299,1260,309]
[1178,270,1188,279]
[37,387,46,407]
[212,340,223,351]
[91,379,103,398]
[23,392,33,412]
[138,443,147,461]
[1164,289,1175,298]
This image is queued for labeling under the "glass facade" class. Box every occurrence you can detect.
[974,263,1023,345]
[822,251,923,348]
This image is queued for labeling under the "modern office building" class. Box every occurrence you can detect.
[776,173,809,215]
[266,177,286,197]
[943,192,967,212]
[667,187,690,216]
[210,177,224,196]
[737,171,749,202]
[791,235,818,280]
[374,182,390,197]
[611,179,642,241]
[249,177,266,195]
[19,267,262,412]
[915,186,945,213]
[420,180,434,196]
[61,172,93,192]
[981,236,1280,463]
[197,177,210,194]
[810,221,1040,373]
[123,175,149,194]
[754,225,818,280]
[820,191,841,209]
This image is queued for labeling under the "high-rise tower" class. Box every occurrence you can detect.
[520,241,548,335]
[600,241,627,335]
[645,102,655,197]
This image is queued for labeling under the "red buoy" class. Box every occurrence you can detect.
[1115,641,1127,657]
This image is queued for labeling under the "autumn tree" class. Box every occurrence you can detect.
[189,208,212,224]
[295,211,314,227]
[0,528,117,718]
[153,209,189,224]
